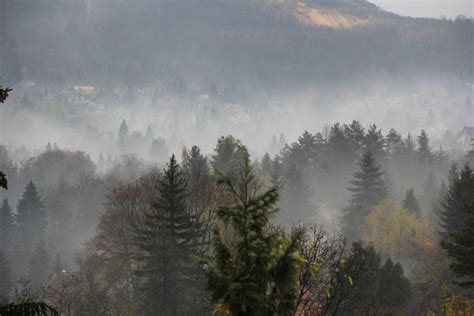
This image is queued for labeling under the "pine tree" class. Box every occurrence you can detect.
[270,156,282,189]
[0,198,14,251]
[342,152,386,241]
[402,188,421,217]
[417,130,433,163]
[16,181,48,252]
[260,152,273,177]
[28,238,50,292]
[206,156,303,316]
[0,250,12,301]
[439,164,474,285]
[364,124,385,160]
[385,128,403,160]
[211,135,248,178]
[117,119,129,151]
[345,120,365,158]
[136,155,202,315]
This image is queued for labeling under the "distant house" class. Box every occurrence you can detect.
[72,85,95,94]
[458,126,474,151]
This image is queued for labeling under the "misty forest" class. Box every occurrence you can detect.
[0,0,473,315]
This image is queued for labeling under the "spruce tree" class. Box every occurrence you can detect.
[402,188,421,217]
[342,152,386,241]
[439,164,474,285]
[260,152,273,177]
[417,130,433,163]
[136,155,202,315]
[16,181,48,252]
[0,198,14,251]
[206,156,303,316]
[364,124,385,160]
[117,119,129,151]
[211,135,248,178]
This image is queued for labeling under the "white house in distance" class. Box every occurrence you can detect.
[458,126,474,151]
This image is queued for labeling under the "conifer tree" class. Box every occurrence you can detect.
[211,135,248,178]
[136,155,202,315]
[385,128,403,160]
[402,188,421,217]
[439,164,474,285]
[364,124,385,160]
[16,181,48,252]
[417,130,433,163]
[0,198,14,251]
[206,156,303,316]
[271,156,282,189]
[342,152,386,241]
[345,120,365,158]
[260,152,273,177]
[0,250,12,301]
[117,119,129,151]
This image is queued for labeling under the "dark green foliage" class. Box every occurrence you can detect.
[342,152,386,241]
[439,164,474,286]
[364,124,385,160]
[0,199,14,251]
[0,251,13,301]
[206,156,304,316]
[336,243,411,315]
[385,128,403,160]
[15,181,48,251]
[403,188,421,217]
[211,135,249,178]
[417,130,433,163]
[136,155,203,315]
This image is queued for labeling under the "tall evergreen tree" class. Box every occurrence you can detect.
[345,120,365,158]
[385,128,403,160]
[260,152,273,177]
[117,119,129,151]
[0,198,14,251]
[342,152,386,241]
[439,165,474,285]
[402,188,421,217]
[136,155,202,315]
[364,124,385,160]
[417,130,433,163]
[16,181,48,252]
[206,156,303,316]
[211,135,248,178]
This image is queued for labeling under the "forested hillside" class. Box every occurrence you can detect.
[1,0,472,95]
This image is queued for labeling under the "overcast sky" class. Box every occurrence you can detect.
[371,0,472,19]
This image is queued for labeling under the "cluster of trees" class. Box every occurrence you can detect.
[0,123,472,314]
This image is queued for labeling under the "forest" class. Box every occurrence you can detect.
[0,0,473,315]
[0,114,473,314]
